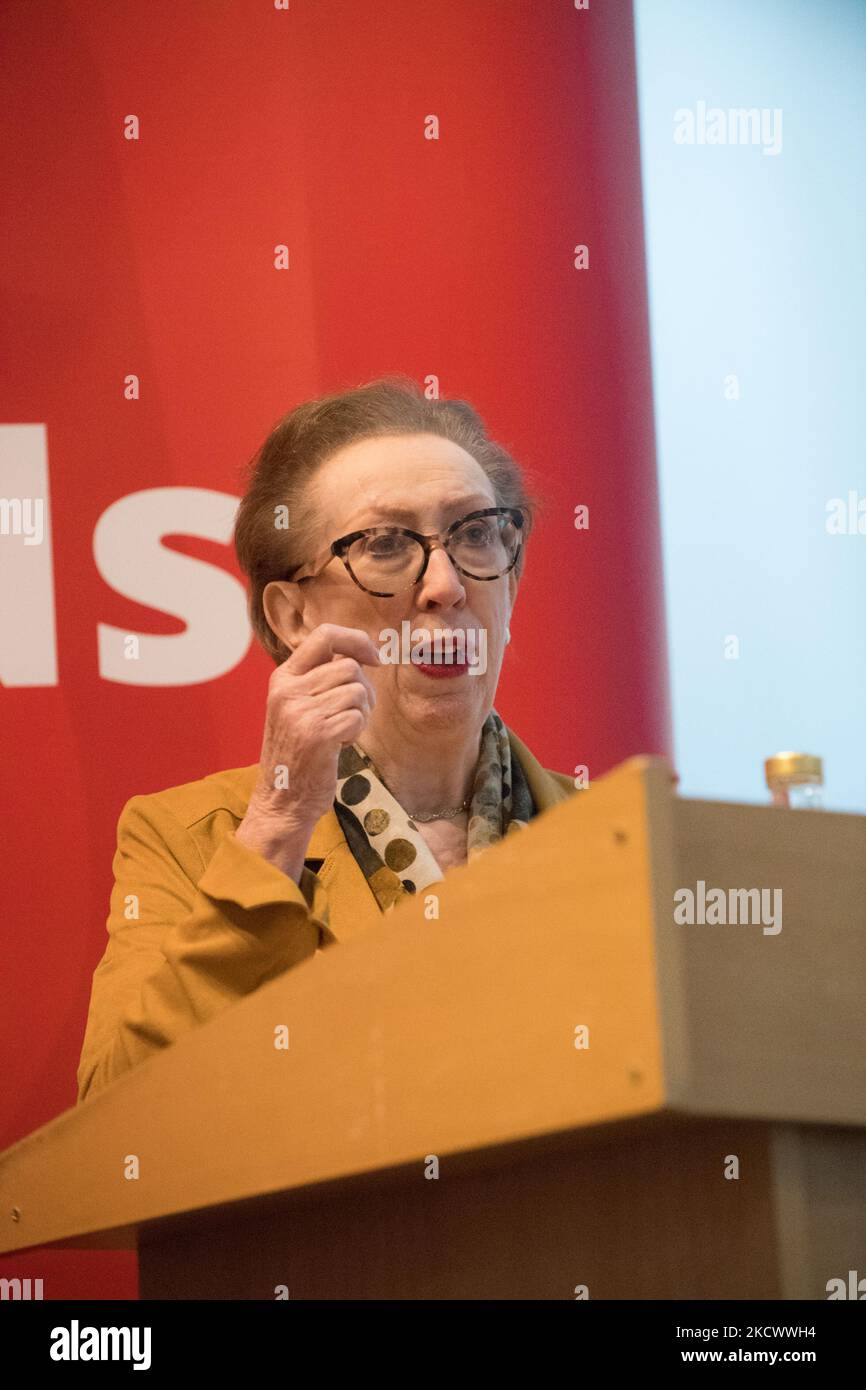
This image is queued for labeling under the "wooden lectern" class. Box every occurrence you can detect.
[2,756,865,1299]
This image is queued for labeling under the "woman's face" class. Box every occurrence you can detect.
[266,433,519,739]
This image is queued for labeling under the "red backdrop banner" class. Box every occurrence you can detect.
[0,0,670,1297]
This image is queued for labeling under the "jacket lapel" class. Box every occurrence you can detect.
[504,727,576,812]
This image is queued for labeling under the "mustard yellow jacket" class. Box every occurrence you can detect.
[77,727,576,1103]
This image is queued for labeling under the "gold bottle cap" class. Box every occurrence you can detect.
[764,752,823,786]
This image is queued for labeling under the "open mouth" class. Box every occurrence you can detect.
[414,659,469,678]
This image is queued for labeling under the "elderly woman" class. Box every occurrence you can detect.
[76,377,576,1102]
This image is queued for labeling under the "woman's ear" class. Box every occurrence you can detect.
[262,580,307,656]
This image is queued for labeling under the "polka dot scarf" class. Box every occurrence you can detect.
[333,708,535,914]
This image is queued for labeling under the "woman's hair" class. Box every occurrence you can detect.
[234,374,543,665]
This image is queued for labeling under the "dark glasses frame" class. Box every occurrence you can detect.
[283,506,524,597]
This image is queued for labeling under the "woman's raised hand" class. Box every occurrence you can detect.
[235,624,381,879]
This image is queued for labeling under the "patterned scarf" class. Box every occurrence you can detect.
[333,709,535,914]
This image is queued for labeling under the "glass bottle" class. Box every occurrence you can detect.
[764,753,824,810]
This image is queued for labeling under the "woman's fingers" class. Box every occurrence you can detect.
[284,623,381,678]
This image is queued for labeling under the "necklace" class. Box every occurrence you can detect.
[356,748,471,822]
[407,800,471,824]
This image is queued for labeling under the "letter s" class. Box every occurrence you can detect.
[94,487,250,685]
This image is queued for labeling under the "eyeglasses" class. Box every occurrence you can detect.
[284,507,524,597]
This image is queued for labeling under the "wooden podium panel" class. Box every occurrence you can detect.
[663,797,866,1123]
[138,1115,783,1300]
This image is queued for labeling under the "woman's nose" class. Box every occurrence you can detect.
[417,542,464,601]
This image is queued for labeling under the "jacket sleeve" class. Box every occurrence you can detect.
[76,794,331,1103]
